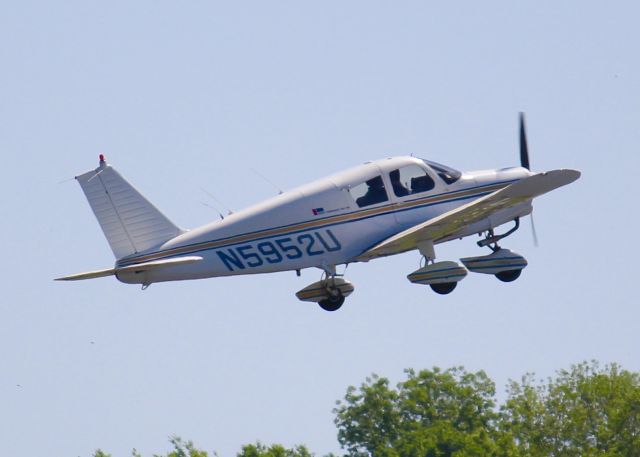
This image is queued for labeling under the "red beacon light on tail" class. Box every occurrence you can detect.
[99,154,106,163]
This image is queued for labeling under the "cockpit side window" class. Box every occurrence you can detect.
[389,165,435,197]
[349,175,389,208]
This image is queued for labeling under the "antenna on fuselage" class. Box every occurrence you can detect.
[199,201,225,220]
[250,168,283,195]
[199,186,233,218]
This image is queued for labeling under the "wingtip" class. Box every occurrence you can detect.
[54,268,116,281]
[564,169,581,182]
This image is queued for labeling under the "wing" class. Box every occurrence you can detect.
[355,169,580,261]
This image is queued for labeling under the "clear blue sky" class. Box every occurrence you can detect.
[1,1,639,456]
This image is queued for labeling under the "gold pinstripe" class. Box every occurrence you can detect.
[118,181,511,267]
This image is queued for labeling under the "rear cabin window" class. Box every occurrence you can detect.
[389,165,435,197]
[349,175,389,208]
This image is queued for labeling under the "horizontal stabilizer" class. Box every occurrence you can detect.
[55,268,115,281]
[116,256,203,273]
[56,256,203,281]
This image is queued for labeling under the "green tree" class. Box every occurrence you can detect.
[334,367,516,457]
[501,361,640,457]
[88,362,640,457]
[237,442,313,457]
[93,451,112,457]
[333,374,400,456]
[152,436,209,457]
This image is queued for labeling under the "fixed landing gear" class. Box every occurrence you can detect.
[461,219,528,283]
[407,241,467,294]
[295,266,354,312]
[406,219,530,294]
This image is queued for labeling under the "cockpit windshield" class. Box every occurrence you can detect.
[421,159,462,185]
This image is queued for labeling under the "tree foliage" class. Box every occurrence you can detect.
[333,367,515,457]
[237,442,314,457]
[93,438,317,457]
[501,361,640,457]
[93,451,112,457]
[89,361,640,457]
[156,436,209,457]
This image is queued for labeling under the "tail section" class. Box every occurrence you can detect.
[75,155,184,259]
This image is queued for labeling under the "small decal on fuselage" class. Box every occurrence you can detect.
[311,206,349,216]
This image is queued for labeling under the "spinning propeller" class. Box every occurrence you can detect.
[519,112,539,247]
[519,112,530,171]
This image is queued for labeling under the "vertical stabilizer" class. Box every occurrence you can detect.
[76,156,183,259]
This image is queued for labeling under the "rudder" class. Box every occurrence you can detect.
[75,156,184,259]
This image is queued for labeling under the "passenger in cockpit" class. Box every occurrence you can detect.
[356,176,388,207]
[390,169,409,197]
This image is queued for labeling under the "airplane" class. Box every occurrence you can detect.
[56,114,580,311]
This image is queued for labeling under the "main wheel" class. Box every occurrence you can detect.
[495,269,522,282]
[430,282,457,295]
[318,291,345,312]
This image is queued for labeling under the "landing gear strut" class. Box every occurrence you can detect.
[463,219,527,282]
[317,269,348,311]
[477,218,520,251]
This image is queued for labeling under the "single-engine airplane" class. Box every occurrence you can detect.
[57,114,580,311]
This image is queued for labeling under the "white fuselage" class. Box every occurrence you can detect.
[114,157,531,285]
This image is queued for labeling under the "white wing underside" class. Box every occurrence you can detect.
[355,169,580,261]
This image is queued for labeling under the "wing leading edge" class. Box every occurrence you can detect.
[355,169,580,261]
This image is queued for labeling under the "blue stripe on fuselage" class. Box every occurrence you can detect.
[116,179,518,267]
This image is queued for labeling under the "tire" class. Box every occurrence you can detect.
[430,282,457,295]
[495,269,522,282]
[318,292,345,312]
